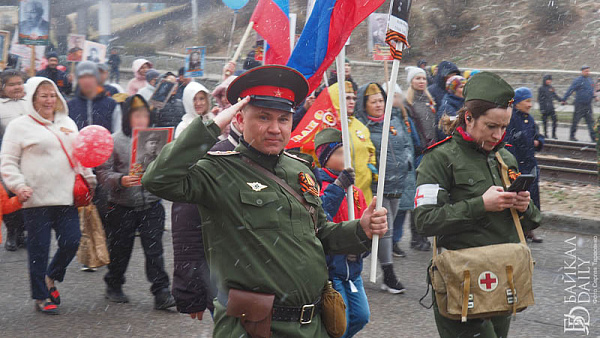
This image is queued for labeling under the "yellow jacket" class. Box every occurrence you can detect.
[329,83,377,204]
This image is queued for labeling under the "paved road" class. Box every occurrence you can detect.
[0,215,598,337]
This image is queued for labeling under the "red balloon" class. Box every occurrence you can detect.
[73,125,114,168]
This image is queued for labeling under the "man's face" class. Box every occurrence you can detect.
[25,3,42,22]
[145,139,159,155]
[545,79,552,86]
[237,104,292,155]
[582,69,591,77]
[78,75,98,96]
[48,57,58,69]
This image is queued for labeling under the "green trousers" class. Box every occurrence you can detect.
[432,293,511,338]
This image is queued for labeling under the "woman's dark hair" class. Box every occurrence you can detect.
[440,99,502,135]
[0,70,27,98]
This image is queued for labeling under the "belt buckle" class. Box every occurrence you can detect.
[300,304,315,324]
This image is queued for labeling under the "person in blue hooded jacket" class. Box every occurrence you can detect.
[427,60,460,109]
[505,87,544,243]
[436,75,466,141]
[562,66,597,142]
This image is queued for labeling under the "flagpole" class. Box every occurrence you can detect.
[370,40,403,284]
[226,10,238,59]
[231,20,254,64]
[335,46,355,221]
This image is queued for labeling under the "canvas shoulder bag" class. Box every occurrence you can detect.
[429,152,535,322]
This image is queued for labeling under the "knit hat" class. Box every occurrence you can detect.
[463,69,480,80]
[46,51,58,60]
[406,66,426,84]
[445,75,466,94]
[314,128,343,167]
[581,65,590,71]
[417,59,427,68]
[97,63,109,72]
[513,87,533,105]
[145,69,160,83]
[75,61,100,81]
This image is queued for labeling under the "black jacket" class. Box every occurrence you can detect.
[427,61,460,108]
[153,96,185,128]
[36,67,72,96]
[537,75,561,113]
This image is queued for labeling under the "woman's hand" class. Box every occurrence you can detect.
[121,175,140,187]
[513,191,531,213]
[482,186,517,212]
[16,186,33,203]
[190,311,204,321]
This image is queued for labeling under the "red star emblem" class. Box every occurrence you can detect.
[274,89,283,97]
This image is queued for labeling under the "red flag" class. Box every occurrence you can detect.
[287,87,340,150]
[251,0,290,65]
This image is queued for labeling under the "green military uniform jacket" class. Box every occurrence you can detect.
[142,117,371,337]
[414,132,542,250]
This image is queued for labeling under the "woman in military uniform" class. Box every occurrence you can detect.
[414,72,542,338]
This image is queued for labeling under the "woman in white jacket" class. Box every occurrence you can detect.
[1,77,96,314]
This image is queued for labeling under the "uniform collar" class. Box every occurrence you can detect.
[454,126,506,154]
[237,137,282,171]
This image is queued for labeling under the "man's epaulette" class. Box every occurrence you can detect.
[284,151,310,164]
[207,150,240,156]
[424,136,452,153]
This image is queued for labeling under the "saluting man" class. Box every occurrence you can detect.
[142,65,388,337]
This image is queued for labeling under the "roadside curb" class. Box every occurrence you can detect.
[541,211,599,236]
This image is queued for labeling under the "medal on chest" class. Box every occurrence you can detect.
[298,172,319,196]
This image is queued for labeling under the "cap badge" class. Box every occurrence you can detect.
[247,182,268,192]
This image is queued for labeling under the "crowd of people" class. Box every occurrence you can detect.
[0,48,598,338]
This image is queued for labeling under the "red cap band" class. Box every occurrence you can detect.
[240,85,295,102]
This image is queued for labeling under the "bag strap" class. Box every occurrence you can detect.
[494,152,527,245]
[241,156,318,232]
[29,115,76,169]
[431,152,528,259]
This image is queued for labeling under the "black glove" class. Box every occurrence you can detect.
[333,167,355,190]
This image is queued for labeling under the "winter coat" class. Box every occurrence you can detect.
[329,82,377,203]
[436,93,464,140]
[96,95,160,210]
[175,82,214,138]
[36,67,72,96]
[0,97,28,144]
[137,84,155,102]
[405,91,437,149]
[108,54,121,71]
[414,128,541,250]
[356,83,416,199]
[505,109,544,176]
[1,77,96,208]
[563,75,595,105]
[68,87,119,133]
[0,183,22,243]
[154,96,185,128]
[538,75,561,113]
[126,59,152,95]
[317,168,367,281]
[103,84,120,97]
[427,61,459,108]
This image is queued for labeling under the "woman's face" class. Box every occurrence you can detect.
[130,108,150,129]
[3,76,25,100]
[465,107,512,152]
[346,93,356,115]
[411,74,428,91]
[515,98,533,113]
[193,91,208,115]
[33,83,58,118]
[455,84,465,98]
[366,92,385,118]
[139,63,150,76]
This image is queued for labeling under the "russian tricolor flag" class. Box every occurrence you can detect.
[251,0,290,65]
[287,0,385,93]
